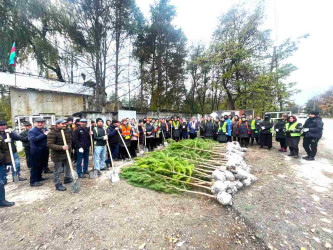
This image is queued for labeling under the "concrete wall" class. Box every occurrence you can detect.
[10,88,85,119]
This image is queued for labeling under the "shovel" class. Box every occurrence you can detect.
[117,130,133,162]
[88,125,98,179]
[144,134,149,152]
[61,129,80,193]
[5,132,19,183]
[162,130,168,147]
[105,137,119,183]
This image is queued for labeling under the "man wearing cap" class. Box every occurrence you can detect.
[93,118,107,172]
[73,119,91,178]
[107,120,122,162]
[47,119,72,191]
[20,122,32,169]
[0,121,27,182]
[302,111,324,161]
[0,134,15,207]
[28,118,50,187]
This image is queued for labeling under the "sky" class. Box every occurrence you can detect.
[136,0,333,105]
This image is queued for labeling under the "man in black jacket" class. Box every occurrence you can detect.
[73,119,91,178]
[302,111,324,161]
[107,120,122,162]
[20,122,32,169]
[204,116,214,140]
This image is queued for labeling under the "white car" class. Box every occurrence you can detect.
[298,113,308,119]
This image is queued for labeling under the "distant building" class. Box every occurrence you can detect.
[0,72,93,130]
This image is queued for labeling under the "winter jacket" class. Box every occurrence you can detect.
[274,119,287,139]
[239,121,250,138]
[226,119,232,136]
[107,125,123,145]
[28,126,48,151]
[285,122,302,137]
[73,126,91,149]
[204,120,214,137]
[0,131,21,154]
[47,127,72,162]
[20,129,30,149]
[181,122,188,135]
[0,136,11,165]
[232,119,240,136]
[145,123,155,138]
[303,116,324,139]
[93,126,107,147]
[259,119,274,134]
[188,121,199,134]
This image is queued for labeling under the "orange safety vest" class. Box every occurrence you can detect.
[121,124,131,136]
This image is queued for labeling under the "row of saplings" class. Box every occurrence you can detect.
[121,138,257,206]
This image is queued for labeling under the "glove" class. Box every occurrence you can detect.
[6,164,11,171]
[4,128,12,133]
[44,131,49,135]
[115,127,119,131]
[303,128,309,132]
[275,129,279,132]
[103,135,108,140]
[79,148,84,153]
[125,136,130,140]
[4,138,11,143]
[225,133,228,135]
[261,126,265,130]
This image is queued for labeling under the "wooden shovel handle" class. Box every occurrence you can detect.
[60,129,75,176]
[5,132,16,171]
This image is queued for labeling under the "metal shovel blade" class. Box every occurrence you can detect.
[164,142,168,147]
[13,173,19,183]
[110,171,120,183]
[89,169,99,179]
[70,179,81,193]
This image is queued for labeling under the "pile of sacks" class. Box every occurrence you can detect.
[211,141,258,206]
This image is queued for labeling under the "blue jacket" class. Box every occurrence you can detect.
[226,119,232,136]
[1,131,21,154]
[188,121,199,134]
[28,126,48,151]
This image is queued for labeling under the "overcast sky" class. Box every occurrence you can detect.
[136,0,333,105]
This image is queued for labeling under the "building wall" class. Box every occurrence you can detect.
[10,88,85,118]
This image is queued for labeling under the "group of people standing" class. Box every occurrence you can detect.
[0,110,324,207]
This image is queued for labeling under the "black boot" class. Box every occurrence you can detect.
[18,177,27,181]
[0,200,15,207]
[30,182,43,187]
[56,183,66,191]
[306,156,315,161]
[63,177,73,184]
[78,173,86,178]
[288,148,294,156]
[294,148,299,159]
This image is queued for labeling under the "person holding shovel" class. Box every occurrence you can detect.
[93,118,107,172]
[0,121,27,183]
[47,119,73,191]
[107,120,122,163]
[120,119,132,160]
[73,119,91,178]
[0,135,15,207]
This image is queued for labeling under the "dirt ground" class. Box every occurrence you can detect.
[1,138,332,249]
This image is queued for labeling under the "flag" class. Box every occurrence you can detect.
[9,42,16,67]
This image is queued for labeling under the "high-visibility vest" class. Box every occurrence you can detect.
[121,125,131,137]
[285,122,301,137]
[251,119,256,130]
[218,122,227,133]
[173,121,180,128]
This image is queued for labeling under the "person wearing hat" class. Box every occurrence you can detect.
[107,120,122,162]
[0,121,27,183]
[0,134,15,207]
[28,117,50,187]
[47,119,73,191]
[259,114,274,149]
[93,118,107,172]
[302,111,324,161]
[73,119,91,178]
[20,122,32,169]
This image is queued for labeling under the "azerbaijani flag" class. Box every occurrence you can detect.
[9,42,16,67]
